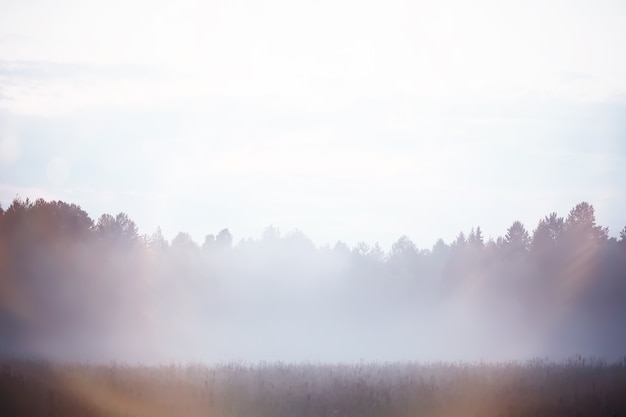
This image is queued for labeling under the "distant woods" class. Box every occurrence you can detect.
[0,197,625,362]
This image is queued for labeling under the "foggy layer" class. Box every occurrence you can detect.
[1,198,625,364]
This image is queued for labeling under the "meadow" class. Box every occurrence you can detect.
[1,358,626,417]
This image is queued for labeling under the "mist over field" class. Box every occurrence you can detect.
[2,0,626,372]
[1,198,625,364]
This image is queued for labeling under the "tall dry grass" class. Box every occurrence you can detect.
[1,358,625,417]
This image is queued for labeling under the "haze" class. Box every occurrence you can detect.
[1,0,626,364]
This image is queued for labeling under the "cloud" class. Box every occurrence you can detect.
[0,60,173,115]
[0,60,162,81]
[2,0,626,117]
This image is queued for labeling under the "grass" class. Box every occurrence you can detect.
[1,358,626,417]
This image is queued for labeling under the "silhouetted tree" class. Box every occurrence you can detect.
[531,212,565,252]
[333,240,351,258]
[172,232,196,250]
[432,239,448,257]
[284,229,315,253]
[353,241,370,258]
[115,212,139,244]
[202,234,216,251]
[564,202,608,246]
[2,197,31,238]
[216,228,233,247]
[468,227,484,249]
[262,225,281,241]
[388,236,418,270]
[451,232,467,250]
[94,212,138,247]
[2,196,626,361]
[368,243,386,263]
[504,221,530,253]
[149,227,169,252]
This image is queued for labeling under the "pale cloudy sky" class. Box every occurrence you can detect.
[1,0,625,249]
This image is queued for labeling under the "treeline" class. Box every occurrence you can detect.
[0,197,625,362]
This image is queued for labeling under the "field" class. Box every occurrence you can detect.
[1,358,626,417]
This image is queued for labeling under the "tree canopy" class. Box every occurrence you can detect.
[1,197,625,362]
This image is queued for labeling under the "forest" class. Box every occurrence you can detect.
[0,197,625,363]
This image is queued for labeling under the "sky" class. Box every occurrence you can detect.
[1,0,625,250]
